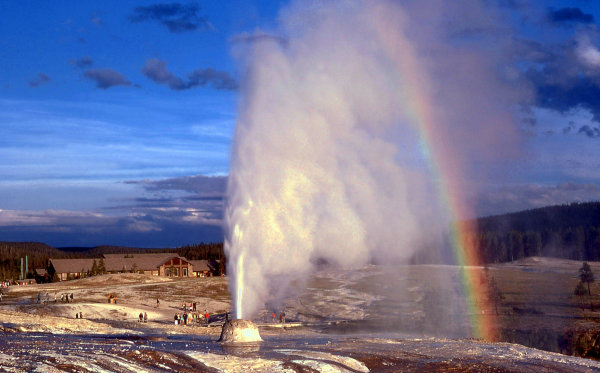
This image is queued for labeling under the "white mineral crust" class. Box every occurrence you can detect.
[219,319,263,343]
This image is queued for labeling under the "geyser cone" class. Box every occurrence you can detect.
[218,319,262,343]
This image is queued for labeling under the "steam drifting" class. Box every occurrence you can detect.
[226,0,522,319]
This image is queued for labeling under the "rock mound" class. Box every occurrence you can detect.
[218,319,262,343]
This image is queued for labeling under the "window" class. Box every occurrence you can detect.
[183,268,188,277]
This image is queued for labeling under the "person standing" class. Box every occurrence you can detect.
[204,310,209,326]
[156,298,160,308]
[144,312,148,323]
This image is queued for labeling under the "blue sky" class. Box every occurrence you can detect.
[1,0,600,247]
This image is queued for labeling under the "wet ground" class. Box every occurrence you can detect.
[2,330,600,373]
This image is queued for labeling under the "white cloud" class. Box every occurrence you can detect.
[577,37,600,68]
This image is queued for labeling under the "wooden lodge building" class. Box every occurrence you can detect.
[48,253,220,281]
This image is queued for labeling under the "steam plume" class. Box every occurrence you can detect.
[226,0,522,319]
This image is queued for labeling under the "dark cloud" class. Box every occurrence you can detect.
[121,175,226,221]
[188,68,237,90]
[0,175,229,246]
[132,197,177,208]
[28,73,51,87]
[141,58,184,89]
[548,7,595,25]
[69,56,93,68]
[141,58,237,91]
[129,2,212,33]
[84,68,131,89]
[531,72,600,122]
[578,125,600,138]
[521,36,600,123]
[563,121,575,134]
[126,174,226,195]
[229,31,288,46]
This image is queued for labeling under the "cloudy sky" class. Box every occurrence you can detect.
[1,0,599,247]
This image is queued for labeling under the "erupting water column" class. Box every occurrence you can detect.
[219,224,262,343]
[223,0,522,342]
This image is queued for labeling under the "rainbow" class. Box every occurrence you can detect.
[409,85,498,341]
[373,7,498,341]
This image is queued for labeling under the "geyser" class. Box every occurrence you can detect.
[218,319,262,343]
[225,0,523,321]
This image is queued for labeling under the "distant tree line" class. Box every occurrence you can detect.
[472,202,600,264]
[0,241,225,281]
[0,242,76,281]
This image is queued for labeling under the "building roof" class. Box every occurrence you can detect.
[102,253,177,259]
[190,260,210,272]
[50,253,197,274]
[102,253,182,272]
[49,259,96,274]
[190,259,219,272]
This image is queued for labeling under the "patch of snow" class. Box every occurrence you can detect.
[187,351,295,373]
[277,349,369,372]
[292,359,354,373]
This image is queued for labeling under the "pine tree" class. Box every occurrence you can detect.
[98,257,106,274]
[574,281,587,311]
[91,259,98,276]
[579,262,595,296]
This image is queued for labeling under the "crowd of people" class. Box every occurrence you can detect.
[33,292,71,304]
[173,309,210,326]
